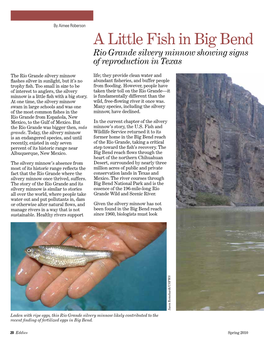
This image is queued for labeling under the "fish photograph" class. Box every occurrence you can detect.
[11,222,167,311]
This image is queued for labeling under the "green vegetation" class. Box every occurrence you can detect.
[257,202,264,206]
[196,192,231,206]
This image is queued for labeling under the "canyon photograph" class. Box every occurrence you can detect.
[176,74,264,311]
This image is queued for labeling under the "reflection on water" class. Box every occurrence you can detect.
[177,207,264,311]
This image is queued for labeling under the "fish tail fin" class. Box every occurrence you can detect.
[111,251,123,266]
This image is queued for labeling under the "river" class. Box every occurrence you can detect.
[177,207,264,310]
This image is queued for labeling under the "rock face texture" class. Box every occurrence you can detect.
[177,74,264,206]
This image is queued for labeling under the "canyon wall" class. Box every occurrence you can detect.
[176,74,264,206]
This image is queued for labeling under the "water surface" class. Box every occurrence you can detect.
[177,207,264,310]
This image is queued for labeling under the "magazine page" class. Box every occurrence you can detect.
[2,0,263,340]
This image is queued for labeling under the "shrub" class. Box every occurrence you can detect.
[195,192,231,206]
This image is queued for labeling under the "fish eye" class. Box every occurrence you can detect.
[27,248,32,253]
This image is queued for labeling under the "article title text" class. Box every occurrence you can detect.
[94,33,253,48]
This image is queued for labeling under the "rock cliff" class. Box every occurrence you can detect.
[176,74,264,206]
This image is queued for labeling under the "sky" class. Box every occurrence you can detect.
[228,73,264,106]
